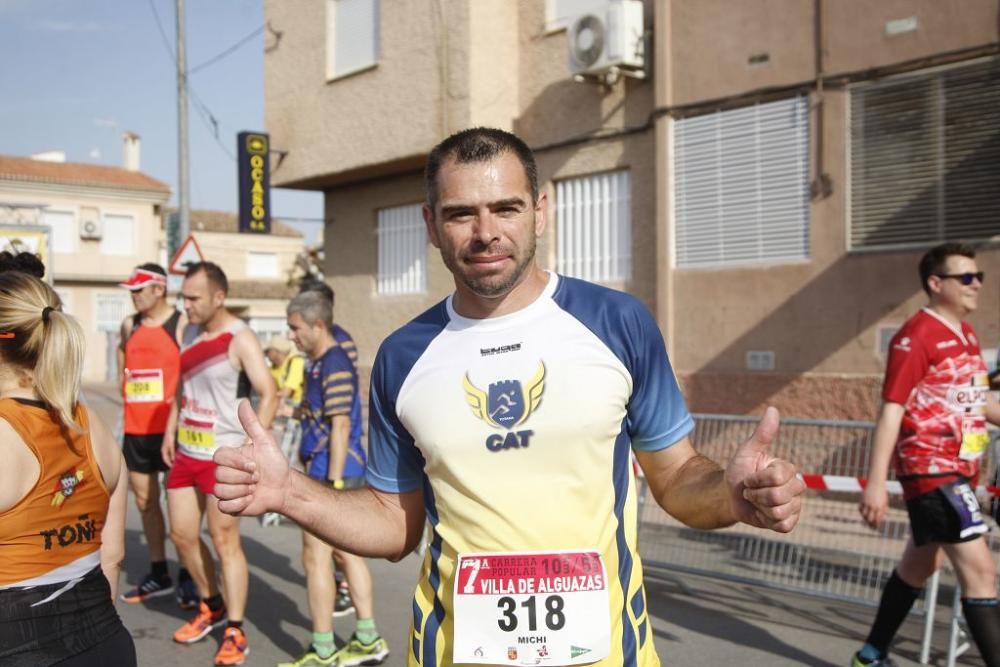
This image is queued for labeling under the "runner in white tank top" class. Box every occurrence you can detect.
[162,262,277,666]
[176,319,251,460]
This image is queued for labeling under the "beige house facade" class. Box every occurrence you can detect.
[0,151,308,383]
[264,0,1000,420]
[0,149,170,383]
[178,208,306,343]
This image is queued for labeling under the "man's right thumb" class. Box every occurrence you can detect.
[237,399,267,445]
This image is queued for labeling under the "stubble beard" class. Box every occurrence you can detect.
[446,236,537,299]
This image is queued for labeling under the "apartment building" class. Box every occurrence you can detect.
[264,0,1000,419]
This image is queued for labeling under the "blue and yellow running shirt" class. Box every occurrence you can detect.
[368,274,693,667]
[300,343,366,480]
[332,323,363,463]
[332,323,359,369]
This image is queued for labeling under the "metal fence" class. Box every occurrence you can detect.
[637,414,1000,612]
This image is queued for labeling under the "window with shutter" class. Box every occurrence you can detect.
[555,170,632,283]
[247,252,279,279]
[43,210,76,254]
[850,58,1000,250]
[377,204,426,295]
[248,317,287,342]
[100,214,135,256]
[673,96,810,268]
[95,293,130,332]
[326,0,379,80]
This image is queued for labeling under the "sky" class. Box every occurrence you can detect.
[0,0,323,243]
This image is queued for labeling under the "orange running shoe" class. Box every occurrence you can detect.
[214,626,249,666]
[172,601,226,644]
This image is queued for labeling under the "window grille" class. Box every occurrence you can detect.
[556,170,632,283]
[377,204,426,295]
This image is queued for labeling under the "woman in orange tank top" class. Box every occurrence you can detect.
[0,261,134,666]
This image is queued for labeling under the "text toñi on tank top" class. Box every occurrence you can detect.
[0,399,109,589]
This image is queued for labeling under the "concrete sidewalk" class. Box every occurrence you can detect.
[83,385,981,666]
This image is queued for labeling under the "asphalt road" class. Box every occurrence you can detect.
[82,386,979,666]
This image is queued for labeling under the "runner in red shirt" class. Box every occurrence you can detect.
[854,243,1000,666]
[116,263,198,609]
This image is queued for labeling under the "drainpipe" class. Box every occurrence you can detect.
[811,0,833,200]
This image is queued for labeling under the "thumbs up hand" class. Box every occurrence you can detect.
[724,407,805,533]
[214,399,292,517]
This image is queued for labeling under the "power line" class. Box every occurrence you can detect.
[189,88,236,161]
[146,0,236,162]
[146,0,175,60]
[190,25,264,74]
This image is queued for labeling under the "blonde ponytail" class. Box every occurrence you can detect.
[35,307,85,430]
[0,273,86,431]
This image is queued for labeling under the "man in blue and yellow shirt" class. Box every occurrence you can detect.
[280,290,389,667]
[216,128,805,667]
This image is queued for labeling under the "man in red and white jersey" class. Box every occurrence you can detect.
[854,243,1000,667]
[162,261,277,666]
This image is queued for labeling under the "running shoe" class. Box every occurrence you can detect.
[173,601,227,644]
[120,573,173,603]
[851,652,897,667]
[214,626,249,666]
[332,634,390,666]
[333,586,355,617]
[176,576,199,610]
[277,644,337,667]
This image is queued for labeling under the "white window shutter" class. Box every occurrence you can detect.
[377,204,426,295]
[100,214,135,256]
[42,210,76,254]
[674,96,810,267]
[556,170,632,283]
[328,0,379,78]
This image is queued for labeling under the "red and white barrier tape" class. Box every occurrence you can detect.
[799,473,1000,497]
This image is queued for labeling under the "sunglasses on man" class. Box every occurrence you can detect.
[935,271,985,285]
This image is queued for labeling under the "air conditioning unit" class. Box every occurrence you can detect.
[79,218,102,240]
[568,0,645,81]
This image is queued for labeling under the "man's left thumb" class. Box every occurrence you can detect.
[741,406,780,456]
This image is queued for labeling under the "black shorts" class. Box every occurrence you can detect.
[0,566,135,667]
[123,433,169,474]
[906,477,990,546]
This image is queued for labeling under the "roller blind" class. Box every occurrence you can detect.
[674,96,810,267]
[850,58,1000,249]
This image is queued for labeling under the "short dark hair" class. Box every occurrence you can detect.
[0,251,45,279]
[918,242,976,295]
[137,262,167,276]
[298,278,334,307]
[186,261,228,295]
[424,127,539,210]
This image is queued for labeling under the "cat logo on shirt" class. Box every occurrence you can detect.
[464,362,545,452]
